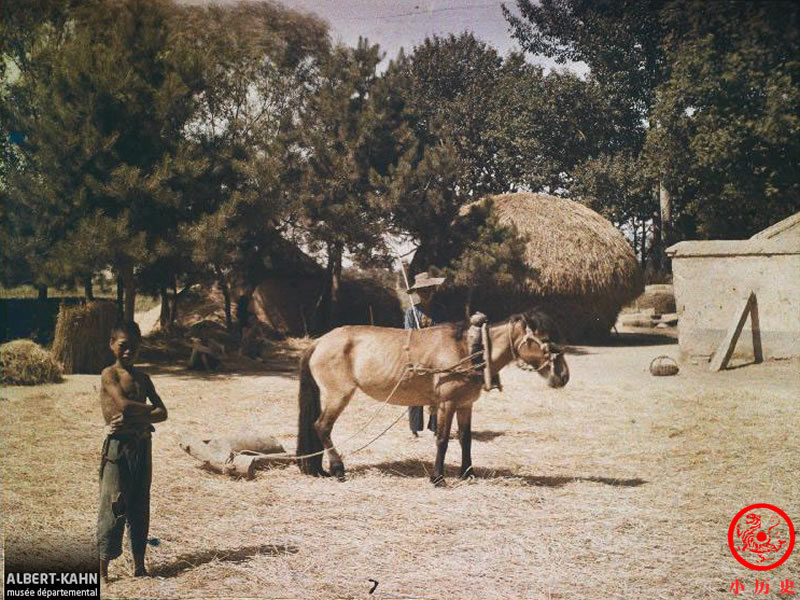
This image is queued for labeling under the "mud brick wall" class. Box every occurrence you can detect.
[669,241,800,361]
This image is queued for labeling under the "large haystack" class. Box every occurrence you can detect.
[422,193,644,341]
[52,301,117,374]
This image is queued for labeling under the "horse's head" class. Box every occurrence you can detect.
[509,310,569,388]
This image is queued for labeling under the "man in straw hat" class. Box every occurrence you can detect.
[404,271,447,436]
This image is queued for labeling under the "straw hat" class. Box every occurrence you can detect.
[409,272,446,290]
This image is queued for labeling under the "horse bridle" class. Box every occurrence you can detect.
[507,319,562,373]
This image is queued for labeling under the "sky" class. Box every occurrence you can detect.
[279,0,522,58]
[190,0,584,73]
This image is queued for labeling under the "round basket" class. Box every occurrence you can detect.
[649,355,679,376]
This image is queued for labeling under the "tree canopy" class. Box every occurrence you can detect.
[3,0,798,330]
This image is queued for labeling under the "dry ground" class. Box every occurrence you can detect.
[2,330,799,599]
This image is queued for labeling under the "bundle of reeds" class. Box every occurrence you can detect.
[52,301,117,374]
[0,339,63,385]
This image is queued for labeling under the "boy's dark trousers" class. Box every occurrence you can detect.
[97,434,152,561]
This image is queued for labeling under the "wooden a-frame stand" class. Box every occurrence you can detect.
[709,291,763,372]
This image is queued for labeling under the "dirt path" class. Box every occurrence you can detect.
[2,334,798,599]
[136,302,163,336]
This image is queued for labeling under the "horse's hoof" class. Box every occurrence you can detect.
[459,467,475,481]
[430,474,446,487]
[331,463,346,481]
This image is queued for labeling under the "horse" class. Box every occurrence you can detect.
[296,309,569,485]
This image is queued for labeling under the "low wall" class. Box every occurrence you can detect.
[668,241,800,361]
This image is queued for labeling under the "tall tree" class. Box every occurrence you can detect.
[646,1,800,239]
[3,0,205,319]
[0,0,77,298]
[177,2,330,330]
[504,0,672,269]
[386,34,513,197]
[297,38,392,327]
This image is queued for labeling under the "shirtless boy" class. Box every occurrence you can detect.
[97,320,168,582]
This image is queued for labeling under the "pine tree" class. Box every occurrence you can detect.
[296,38,393,328]
[3,0,205,318]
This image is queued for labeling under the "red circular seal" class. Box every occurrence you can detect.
[728,504,795,570]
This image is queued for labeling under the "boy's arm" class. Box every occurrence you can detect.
[102,369,153,416]
[145,376,168,423]
[123,375,168,424]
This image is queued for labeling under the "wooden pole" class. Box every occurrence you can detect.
[396,256,421,329]
[709,291,762,372]
[750,294,763,364]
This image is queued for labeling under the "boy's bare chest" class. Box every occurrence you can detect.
[118,370,147,402]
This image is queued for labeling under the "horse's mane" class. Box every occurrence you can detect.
[511,308,565,344]
[435,321,469,341]
[433,308,563,344]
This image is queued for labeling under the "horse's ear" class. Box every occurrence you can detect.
[523,323,536,343]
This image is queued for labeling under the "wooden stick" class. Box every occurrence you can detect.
[750,294,763,364]
[481,323,492,391]
[709,291,759,372]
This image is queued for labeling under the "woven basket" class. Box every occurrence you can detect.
[649,355,679,376]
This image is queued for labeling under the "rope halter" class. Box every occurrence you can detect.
[507,318,562,373]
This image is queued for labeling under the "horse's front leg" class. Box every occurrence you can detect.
[431,400,456,487]
[456,404,474,479]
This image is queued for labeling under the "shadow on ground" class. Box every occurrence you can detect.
[586,330,678,348]
[150,543,299,578]
[138,363,299,381]
[349,458,647,488]
[471,430,506,442]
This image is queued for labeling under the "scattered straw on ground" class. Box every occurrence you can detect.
[1,332,798,599]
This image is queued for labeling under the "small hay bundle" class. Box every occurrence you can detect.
[52,301,117,374]
[633,284,676,315]
[0,340,63,385]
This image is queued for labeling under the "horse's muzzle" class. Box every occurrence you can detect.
[547,373,568,388]
[546,356,569,388]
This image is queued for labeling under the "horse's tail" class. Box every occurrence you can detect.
[297,343,324,475]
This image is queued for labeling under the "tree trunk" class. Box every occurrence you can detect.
[121,264,136,322]
[659,179,673,274]
[217,270,233,331]
[116,276,124,317]
[659,179,672,241]
[171,277,178,324]
[84,277,94,301]
[36,284,48,300]
[327,242,343,329]
[159,286,171,330]
[650,186,663,275]
[640,219,647,271]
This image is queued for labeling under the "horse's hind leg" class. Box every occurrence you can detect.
[315,389,355,481]
[456,404,474,480]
